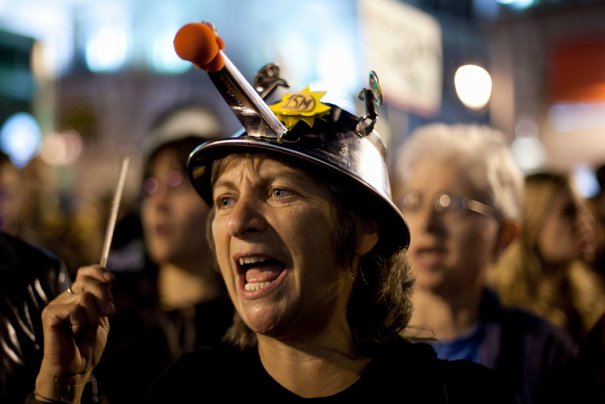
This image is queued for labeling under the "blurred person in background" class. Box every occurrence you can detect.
[392,123,577,404]
[0,153,73,402]
[488,170,605,344]
[94,103,234,403]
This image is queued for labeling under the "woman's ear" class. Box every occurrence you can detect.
[356,219,380,256]
[496,219,520,255]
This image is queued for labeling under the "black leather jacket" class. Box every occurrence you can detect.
[0,232,71,403]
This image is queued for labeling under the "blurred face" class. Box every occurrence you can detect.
[141,150,210,266]
[537,189,591,264]
[398,160,500,296]
[210,154,354,339]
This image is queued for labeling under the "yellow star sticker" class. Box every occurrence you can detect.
[269,87,331,129]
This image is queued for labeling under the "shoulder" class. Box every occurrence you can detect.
[0,232,69,294]
[499,306,577,353]
[0,232,63,274]
[483,288,577,353]
[438,359,518,403]
[147,344,261,401]
[369,337,517,403]
[384,337,503,378]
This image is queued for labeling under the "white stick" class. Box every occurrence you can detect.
[100,157,130,267]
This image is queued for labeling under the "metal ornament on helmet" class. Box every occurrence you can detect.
[173,22,410,251]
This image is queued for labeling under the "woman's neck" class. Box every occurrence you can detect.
[158,262,223,310]
[407,288,482,340]
[256,335,370,398]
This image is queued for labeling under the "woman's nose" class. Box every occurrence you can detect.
[144,184,172,208]
[227,195,266,237]
[407,202,444,231]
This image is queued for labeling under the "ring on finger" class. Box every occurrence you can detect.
[67,285,74,295]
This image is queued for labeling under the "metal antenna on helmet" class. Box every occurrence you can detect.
[254,63,290,100]
[356,71,382,136]
[174,22,288,140]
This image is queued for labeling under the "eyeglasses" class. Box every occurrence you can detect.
[398,192,498,220]
[143,170,190,196]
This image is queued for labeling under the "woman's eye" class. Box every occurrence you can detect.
[217,196,235,208]
[272,188,290,198]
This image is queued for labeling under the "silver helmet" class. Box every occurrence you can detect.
[187,76,409,254]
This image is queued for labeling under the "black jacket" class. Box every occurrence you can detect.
[0,232,71,403]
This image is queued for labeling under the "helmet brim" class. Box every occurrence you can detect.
[187,131,410,253]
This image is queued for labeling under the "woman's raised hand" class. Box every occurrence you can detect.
[34,265,114,404]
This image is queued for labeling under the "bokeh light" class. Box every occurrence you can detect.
[454,64,492,110]
[40,129,82,166]
[0,112,42,167]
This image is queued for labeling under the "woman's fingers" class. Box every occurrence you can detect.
[40,265,115,363]
[68,265,115,316]
[70,293,101,339]
[35,265,115,403]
